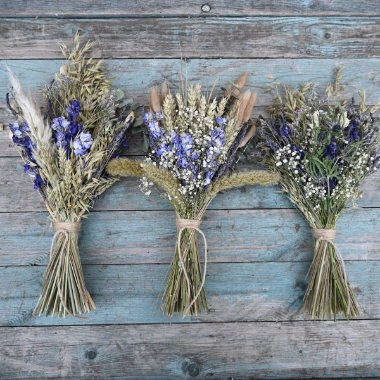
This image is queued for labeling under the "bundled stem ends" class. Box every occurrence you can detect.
[163,218,209,316]
[35,222,95,317]
[304,228,359,320]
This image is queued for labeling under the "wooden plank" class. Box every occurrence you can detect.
[1,0,379,17]
[1,157,380,213]
[3,58,380,108]
[2,320,380,378]
[1,18,380,59]
[2,58,380,156]
[1,208,379,266]
[1,261,379,326]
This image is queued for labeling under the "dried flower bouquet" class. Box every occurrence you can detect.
[256,69,380,320]
[107,74,279,317]
[7,35,135,317]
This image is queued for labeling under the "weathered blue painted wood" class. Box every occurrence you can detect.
[2,4,380,379]
[1,157,380,212]
[1,0,378,17]
[2,320,380,379]
[1,18,380,59]
[1,260,378,327]
[1,208,379,266]
[2,58,380,110]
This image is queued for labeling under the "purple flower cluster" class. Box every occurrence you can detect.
[51,100,92,157]
[345,119,360,142]
[9,121,33,157]
[204,127,225,186]
[325,136,338,160]
[73,132,93,156]
[9,121,44,190]
[143,111,227,196]
[66,100,81,120]
[280,123,292,138]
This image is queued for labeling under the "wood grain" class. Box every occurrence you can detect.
[1,0,379,17]
[3,58,380,109]
[1,18,380,59]
[2,320,380,378]
[1,208,379,266]
[1,261,379,326]
[2,58,380,156]
[2,4,380,379]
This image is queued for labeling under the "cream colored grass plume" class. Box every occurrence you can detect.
[7,66,54,155]
[106,72,278,318]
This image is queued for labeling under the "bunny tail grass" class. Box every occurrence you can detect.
[106,158,144,177]
[142,163,183,207]
[208,170,280,196]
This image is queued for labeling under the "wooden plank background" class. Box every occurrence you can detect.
[1,1,380,378]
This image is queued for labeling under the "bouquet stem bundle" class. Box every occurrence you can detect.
[35,223,95,317]
[163,217,209,316]
[305,228,359,319]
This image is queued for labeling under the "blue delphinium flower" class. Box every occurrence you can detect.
[148,120,162,140]
[179,134,193,156]
[52,116,71,132]
[290,143,305,159]
[20,122,30,133]
[157,141,169,156]
[51,101,84,155]
[178,156,189,169]
[204,171,214,186]
[69,121,83,137]
[170,131,180,148]
[55,131,67,148]
[9,121,22,137]
[66,100,81,120]
[280,123,292,138]
[209,127,225,154]
[325,136,338,160]
[345,120,360,142]
[202,127,226,187]
[33,175,45,190]
[325,177,338,195]
[143,112,152,123]
[216,117,227,126]
[23,161,44,190]
[10,121,35,158]
[73,131,93,156]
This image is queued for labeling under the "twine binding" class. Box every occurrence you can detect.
[176,218,208,317]
[311,228,351,315]
[49,222,82,317]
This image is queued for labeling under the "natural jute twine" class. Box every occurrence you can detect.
[50,222,82,317]
[176,218,207,317]
[311,228,351,314]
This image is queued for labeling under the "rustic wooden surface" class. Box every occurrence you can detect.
[1,1,380,379]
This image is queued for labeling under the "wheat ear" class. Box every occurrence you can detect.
[106,158,144,177]
[207,170,280,196]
